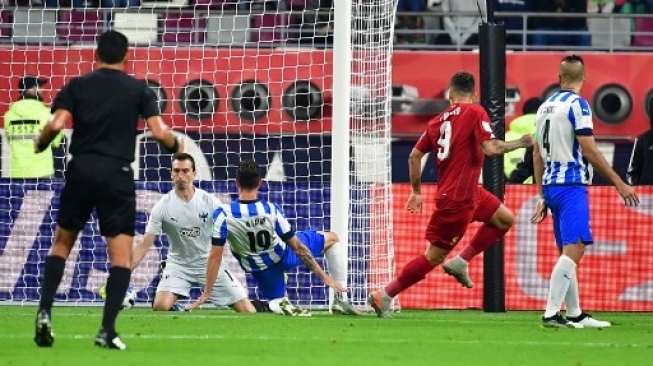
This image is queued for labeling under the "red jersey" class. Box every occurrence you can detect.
[414,103,494,203]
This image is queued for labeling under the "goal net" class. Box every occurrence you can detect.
[0,1,397,309]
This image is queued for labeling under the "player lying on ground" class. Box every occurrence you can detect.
[130,153,256,313]
[368,71,533,318]
[531,55,638,328]
[187,161,360,316]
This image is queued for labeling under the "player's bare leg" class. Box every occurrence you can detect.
[231,298,257,313]
[444,204,514,288]
[369,244,448,318]
[35,226,78,347]
[152,291,179,311]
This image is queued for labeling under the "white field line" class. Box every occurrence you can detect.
[5,311,653,327]
[1,332,652,348]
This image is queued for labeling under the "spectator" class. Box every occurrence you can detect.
[3,76,62,179]
[441,0,485,47]
[505,97,541,183]
[239,0,285,11]
[296,0,333,46]
[424,0,444,45]
[100,0,139,7]
[44,0,97,6]
[627,97,653,185]
[494,0,533,46]
[531,0,591,48]
[617,0,651,38]
[395,0,427,44]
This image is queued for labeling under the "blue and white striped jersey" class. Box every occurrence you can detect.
[211,199,294,273]
[535,91,594,185]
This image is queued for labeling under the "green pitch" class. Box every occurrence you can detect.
[1,307,651,366]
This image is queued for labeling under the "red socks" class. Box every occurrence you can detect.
[459,224,508,262]
[385,255,435,297]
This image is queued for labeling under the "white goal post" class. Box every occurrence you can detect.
[0,1,398,310]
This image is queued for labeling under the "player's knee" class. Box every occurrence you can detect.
[562,242,585,263]
[492,206,515,231]
[322,231,340,248]
[152,302,171,311]
[152,296,175,311]
[233,299,257,314]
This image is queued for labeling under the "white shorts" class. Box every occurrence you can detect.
[157,263,248,307]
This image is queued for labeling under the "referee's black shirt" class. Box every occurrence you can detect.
[51,68,160,163]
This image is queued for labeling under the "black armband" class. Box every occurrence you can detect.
[165,137,179,153]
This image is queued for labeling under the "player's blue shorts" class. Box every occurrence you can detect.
[252,230,326,300]
[543,185,594,248]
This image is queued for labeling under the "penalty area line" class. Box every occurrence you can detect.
[1,333,652,348]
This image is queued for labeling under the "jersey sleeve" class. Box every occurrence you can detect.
[474,108,495,144]
[139,83,160,120]
[414,131,434,153]
[211,206,228,246]
[51,79,75,114]
[210,194,223,211]
[570,98,593,136]
[272,203,295,242]
[145,198,165,235]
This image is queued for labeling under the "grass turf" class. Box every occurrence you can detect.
[1,306,652,366]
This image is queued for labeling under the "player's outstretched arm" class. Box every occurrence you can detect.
[34,109,70,153]
[146,115,184,153]
[187,245,224,311]
[131,233,156,270]
[286,236,346,292]
[577,135,639,206]
[481,134,534,157]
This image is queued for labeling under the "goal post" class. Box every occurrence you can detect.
[0,1,398,310]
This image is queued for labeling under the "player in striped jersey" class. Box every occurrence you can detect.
[531,55,639,328]
[130,153,255,313]
[188,161,359,316]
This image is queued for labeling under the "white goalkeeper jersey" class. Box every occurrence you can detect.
[535,91,594,186]
[146,188,221,271]
[211,199,294,273]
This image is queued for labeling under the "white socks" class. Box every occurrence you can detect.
[564,267,582,318]
[268,298,286,315]
[544,255,577,318]
[324,241,348,305]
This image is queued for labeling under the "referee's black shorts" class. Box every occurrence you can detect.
[57,154,136,237]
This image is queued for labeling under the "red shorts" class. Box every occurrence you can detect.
[425,187,501,250]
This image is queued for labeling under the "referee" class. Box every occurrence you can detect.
[32,30,183,350]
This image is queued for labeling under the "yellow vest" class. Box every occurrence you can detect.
[504,113,536,183]
[4,98,62,178]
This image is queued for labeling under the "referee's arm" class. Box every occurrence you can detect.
[146,115,184,153]
[34,109,69,153]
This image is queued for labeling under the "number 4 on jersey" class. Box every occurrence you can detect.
[542,119,551,151]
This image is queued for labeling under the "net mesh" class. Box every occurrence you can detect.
[0,1,397,309]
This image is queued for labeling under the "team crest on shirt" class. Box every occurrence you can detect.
[199,212,208,222]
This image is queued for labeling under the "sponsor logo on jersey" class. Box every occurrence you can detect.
[180,227,201,237]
